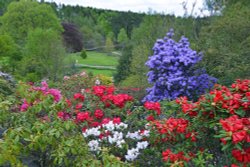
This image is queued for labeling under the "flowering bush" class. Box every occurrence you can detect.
[144,29,217,102]
[0,78,249,166]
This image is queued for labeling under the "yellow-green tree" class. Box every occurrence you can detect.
[0,0,62,45]
[20,29,66,81]
[105,37,114,53]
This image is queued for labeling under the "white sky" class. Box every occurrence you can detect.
[44,0,210,17]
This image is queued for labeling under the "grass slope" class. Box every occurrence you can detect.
[65,51,119,76]
[68,51,119,66]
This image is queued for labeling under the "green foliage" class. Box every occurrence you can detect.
[97,12,116,36]
[199,1,250,85]
[0,72,15,101]
[114,42,132,84]
[0,0,16,16]
[0,78,13,99]
[0,0,63,45]
[124,15,175,88]
[117,28,129,44]
[105,37,115,53]
[0,34,20,72]
[19,28,66,81]
[80,50,87,59]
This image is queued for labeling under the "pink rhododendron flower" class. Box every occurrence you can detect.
[47,88,62,102]
[20,99,29,112]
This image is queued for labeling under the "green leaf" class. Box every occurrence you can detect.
[222,143,232,151]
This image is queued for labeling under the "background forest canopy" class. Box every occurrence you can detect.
[0,0,249,88]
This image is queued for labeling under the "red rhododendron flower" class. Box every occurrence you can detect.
[146,115,155,121]
[57,111,64,119]
[65,99,72,107]
[94,109,104,119]
[75,103,83,110]
[144,101,161,115]
[220,115,244,132]
[232,147,250,163]
[182,103,194,113]
[76,112,90,122]
[93,85,106,97]
[101,118,111,124]
[73,93,85,102]
[106,86,115,94]
[232,131,247,144]
[113,117,121,124]
[220,138,227,145]
[90,121,100,127]
[212,90,224,103]
[162,149,190,162]
[82,127,87,133]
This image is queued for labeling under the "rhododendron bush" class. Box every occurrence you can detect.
[144,29,217,102]
[0,76,249,166]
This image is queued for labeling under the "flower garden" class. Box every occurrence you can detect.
[0,31,249,167]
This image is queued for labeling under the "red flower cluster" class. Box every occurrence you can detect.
[92,85,133,108]
[210,80,249,114]
[232,79,250,92]
[151,118,195,142]
[76,112,90,122]
[175,97,198,117]
[144,101,161,115]
[176,79,249,119]
[73,93,85,102]
[162,149,190,162]
[220,115,250,144]
[232,147,250,164]
[92,85,115,97]
[94,109,104,119]
[102,94,133,108]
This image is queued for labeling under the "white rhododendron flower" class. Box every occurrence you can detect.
[83,127,101,137]
[125,148,140,161]
[136,141,149,150]
[103,121,115,131]
[108,131,123,144]
[83,120,150,161]
[116,122,128,129]
[88,140,100,151]
[126,131,142,140]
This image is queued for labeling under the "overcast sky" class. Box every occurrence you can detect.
[44,0,210,17]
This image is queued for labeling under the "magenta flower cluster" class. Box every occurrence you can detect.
[143,29,217,102]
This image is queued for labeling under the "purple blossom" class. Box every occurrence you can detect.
[143,29,217,102]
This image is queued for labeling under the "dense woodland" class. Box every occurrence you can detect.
[0,0,249,86]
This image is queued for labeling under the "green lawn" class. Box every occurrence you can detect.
[79,68,115,76]
[67,51,119,66]
[65,51,119,77]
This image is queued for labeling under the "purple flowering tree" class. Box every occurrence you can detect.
[143,29,217,102]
